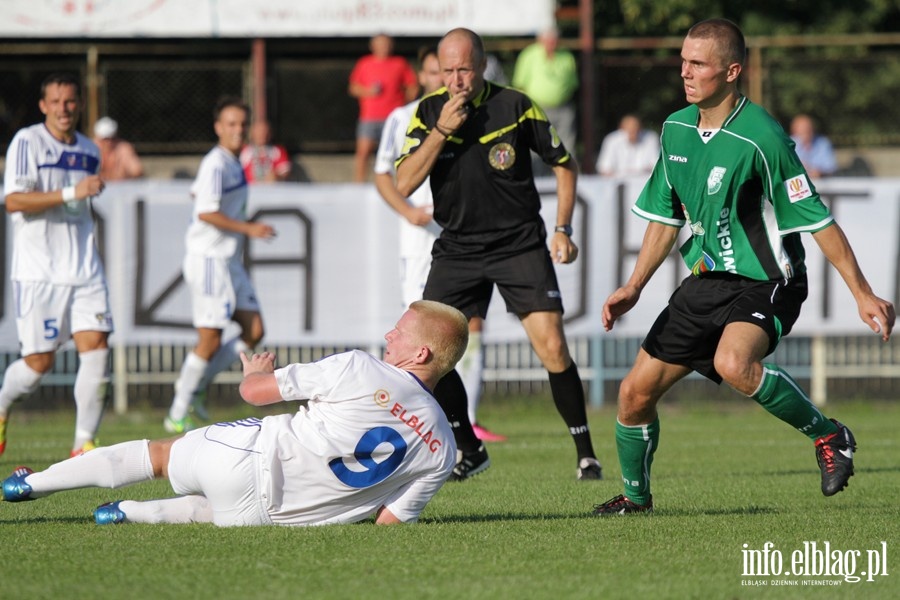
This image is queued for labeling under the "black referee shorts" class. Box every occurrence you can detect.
[642,273,808,383]
[423,245,564,320]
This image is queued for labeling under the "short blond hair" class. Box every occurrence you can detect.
[409,300,469,377]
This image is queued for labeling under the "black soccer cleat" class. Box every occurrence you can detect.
[576,457,603,481]
[591,494,653,516]
[448,444,490,481]
[815,418,856,497]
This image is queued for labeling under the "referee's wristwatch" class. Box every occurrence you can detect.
[554,224,573,236]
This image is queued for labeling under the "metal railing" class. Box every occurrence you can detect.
[3,335,896,414]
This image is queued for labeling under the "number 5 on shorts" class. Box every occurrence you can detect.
[43,318,60,341]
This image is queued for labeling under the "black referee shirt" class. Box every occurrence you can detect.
[398,81,571,251]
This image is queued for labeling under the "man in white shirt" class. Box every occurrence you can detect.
[0,73,111,458]
[373,46,505,446]
[164,96,277,433]
[2,301,467,527]
[595,114,660,177]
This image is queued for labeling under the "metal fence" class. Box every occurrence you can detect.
[2,35,900,161]
[2,334,896,416]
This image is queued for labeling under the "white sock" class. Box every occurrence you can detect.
[73,349,110,448]
[25,439,154,496]
[0,358,43,416]
[170,352,208,420]
[198,338,249,390]
[119,495,213,524]
[459,332,484,424]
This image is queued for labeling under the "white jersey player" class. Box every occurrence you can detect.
[0,73,112,458]
[374,99,441,305]
[165,97,276,433]
[1,301,467,527]
[373,47,504,444]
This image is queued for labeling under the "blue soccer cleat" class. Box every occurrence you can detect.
[94,501,127,525]
[1,466,35,502]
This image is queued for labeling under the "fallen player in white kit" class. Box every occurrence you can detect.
[1,301,467,527]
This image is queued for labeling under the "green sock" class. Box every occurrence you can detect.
[615,417,659,506]
[751,364,838,440]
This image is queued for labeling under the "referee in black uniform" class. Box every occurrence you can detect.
[397,27,602,481]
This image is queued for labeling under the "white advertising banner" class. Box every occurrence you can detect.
[0,0,554,37]
[0,176,897,352]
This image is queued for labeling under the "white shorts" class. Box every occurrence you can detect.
[168,418,273,527]
[399,255,433,308]
[13,280,113,356]
[183,254,260,329]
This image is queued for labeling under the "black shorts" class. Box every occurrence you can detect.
[423,245,564,320]
[642,273,808,383]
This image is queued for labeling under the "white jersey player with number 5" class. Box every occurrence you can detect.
[2,301,466,527]
[0,73,112,459]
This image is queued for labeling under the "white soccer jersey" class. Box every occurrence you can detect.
[374,101,441,258]
[257,350,456,525]
[185,145,248,259]
[3,124,105,285]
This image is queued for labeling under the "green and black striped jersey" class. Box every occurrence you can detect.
[634,96,833,281]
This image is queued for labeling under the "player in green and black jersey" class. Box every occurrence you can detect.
[593,18,895,515]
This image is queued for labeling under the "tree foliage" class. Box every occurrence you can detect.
[593,0,900,36]
[567,0,900,149]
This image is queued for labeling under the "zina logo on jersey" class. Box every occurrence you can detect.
[707,167,727,195]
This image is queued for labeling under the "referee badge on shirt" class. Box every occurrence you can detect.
[488,143,516,170]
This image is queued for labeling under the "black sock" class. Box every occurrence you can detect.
[433,369,481,454]
[548,362,596,460]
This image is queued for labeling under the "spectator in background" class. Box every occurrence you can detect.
[596,114,660,177]
[93,116,143,180]
[790,113,837,178]
[240,120,292,183]
[512,26,579,159]
[348,33,419,183]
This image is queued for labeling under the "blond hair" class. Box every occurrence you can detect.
[409,300,469,377]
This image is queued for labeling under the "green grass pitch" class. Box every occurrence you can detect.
[1,396,897,599]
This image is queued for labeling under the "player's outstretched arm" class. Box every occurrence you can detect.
[603,221,679,332]
[813,223,895,341]
[238,351,283,405]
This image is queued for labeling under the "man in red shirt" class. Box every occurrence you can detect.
[348,34,419,182]
[240,120,292,183]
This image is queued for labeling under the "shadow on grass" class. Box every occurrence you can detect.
[0,515,89,525]
[656,505,779,517]
[420,512,576,524]
[421,504,778,523]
